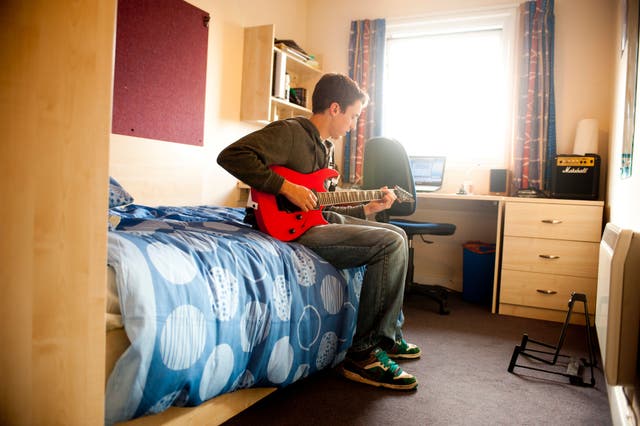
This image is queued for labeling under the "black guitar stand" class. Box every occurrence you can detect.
[507,292,597,387]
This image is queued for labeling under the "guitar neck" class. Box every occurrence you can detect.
[317,189,385,207]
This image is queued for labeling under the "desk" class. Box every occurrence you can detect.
[415,193,604,322]
[415,193,504,313]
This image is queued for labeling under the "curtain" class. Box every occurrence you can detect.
[344,19,386,185]
[512,0,556,191]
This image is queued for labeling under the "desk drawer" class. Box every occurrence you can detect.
[500,269,596,312]
[502,236,599,278]
[504,202,602,242]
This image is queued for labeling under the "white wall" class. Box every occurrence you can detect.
[605,0,640,423]
[109,0,311,206]
[608,0,640,231]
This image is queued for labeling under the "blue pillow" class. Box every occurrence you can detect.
[109,177,134,208]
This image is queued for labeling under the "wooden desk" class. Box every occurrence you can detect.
[416,193,604,322]
[416,193,504,312]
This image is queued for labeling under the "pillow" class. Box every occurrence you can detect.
[109,177,134,208]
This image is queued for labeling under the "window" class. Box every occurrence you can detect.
[383,8,516,168]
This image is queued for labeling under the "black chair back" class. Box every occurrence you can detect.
[362,137,416,217]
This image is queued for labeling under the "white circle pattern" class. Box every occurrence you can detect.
[169,230,218,252]
[145,390,182,415]
[352,269,364,299]
[228,243,268,282]
[293,364,309,382]
[208,266,239,321]
[147,242,198,284]
[320,275,344,314]
[272,275,291,321]
[242,233,278,256]
[160,305,207,370]
[267,337,293,384]
[232,370,255,389]
[316,332,338,370]
[296,305,321,350]
[292,248,316,287]
[240,301,271,352]
[199,344,235,401]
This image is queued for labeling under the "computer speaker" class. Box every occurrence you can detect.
[489,169,509,195]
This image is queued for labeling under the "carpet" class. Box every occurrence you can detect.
[222,293,611,425]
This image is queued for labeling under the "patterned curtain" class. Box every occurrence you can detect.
[512,0,556,191]
[344,19,386,185]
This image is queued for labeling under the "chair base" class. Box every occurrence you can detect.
[407,282,450,315]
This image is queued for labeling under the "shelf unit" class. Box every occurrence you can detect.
[240,24,322,124]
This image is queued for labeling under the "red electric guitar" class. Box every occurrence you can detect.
[250,165,414,241]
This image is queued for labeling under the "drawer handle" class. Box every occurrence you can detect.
[538,254,560,260]
[541,219,563,224]
[536,289,558,295]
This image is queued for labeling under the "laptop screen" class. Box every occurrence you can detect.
[409,156,446,192]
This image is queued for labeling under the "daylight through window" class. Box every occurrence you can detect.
[383,8,516,167]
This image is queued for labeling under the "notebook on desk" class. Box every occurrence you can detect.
[409,156,446,192]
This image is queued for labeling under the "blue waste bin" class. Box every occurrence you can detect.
[462,241,496,306]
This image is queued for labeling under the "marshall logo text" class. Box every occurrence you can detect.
[561,166,589,174]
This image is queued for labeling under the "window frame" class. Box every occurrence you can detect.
[383,6,518,169]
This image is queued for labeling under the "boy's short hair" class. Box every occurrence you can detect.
[311,73,369,113]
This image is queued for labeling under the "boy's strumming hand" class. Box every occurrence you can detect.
[279,180,318,212]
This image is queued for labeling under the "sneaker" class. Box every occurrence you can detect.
[340,348,418,390]
[387,338,421,359]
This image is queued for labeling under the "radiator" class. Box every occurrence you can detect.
[595,223,640,386]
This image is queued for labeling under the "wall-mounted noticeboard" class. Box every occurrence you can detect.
[112,0,210,146]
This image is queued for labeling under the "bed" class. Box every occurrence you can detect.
[105,179,365,425]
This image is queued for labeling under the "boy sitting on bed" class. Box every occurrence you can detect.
[217,73,420,391]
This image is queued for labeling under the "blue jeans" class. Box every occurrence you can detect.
[295,211,408,352]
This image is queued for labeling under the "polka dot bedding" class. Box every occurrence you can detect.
[105,205,363,425]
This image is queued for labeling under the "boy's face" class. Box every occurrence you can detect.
[329,100,363,139]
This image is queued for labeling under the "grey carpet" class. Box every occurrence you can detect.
[222,293,611,426]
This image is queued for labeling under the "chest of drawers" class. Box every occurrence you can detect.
[499,199,603,323]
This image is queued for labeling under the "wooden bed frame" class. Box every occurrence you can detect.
[106,328,276,425]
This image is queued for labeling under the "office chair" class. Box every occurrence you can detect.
[362,137,456,315]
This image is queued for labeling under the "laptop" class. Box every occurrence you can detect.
[409,156,446,192]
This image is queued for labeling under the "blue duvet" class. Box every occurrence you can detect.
[105,205,363,424]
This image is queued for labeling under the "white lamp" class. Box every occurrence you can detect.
[572,118,599,155]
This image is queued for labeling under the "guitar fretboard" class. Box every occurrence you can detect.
[317,190,384,206]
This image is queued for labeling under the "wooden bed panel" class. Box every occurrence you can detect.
[114,387,275,426]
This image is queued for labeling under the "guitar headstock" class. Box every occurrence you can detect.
[393,185,415,203]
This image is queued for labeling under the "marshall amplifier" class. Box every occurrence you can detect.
[550,154,600,200]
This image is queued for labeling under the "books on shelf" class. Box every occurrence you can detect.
[272,50,287,99]
[275,41,311,62]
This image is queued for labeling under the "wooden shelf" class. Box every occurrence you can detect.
[240,24,321,124]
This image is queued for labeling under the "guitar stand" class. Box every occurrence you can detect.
[507,292,597,387]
